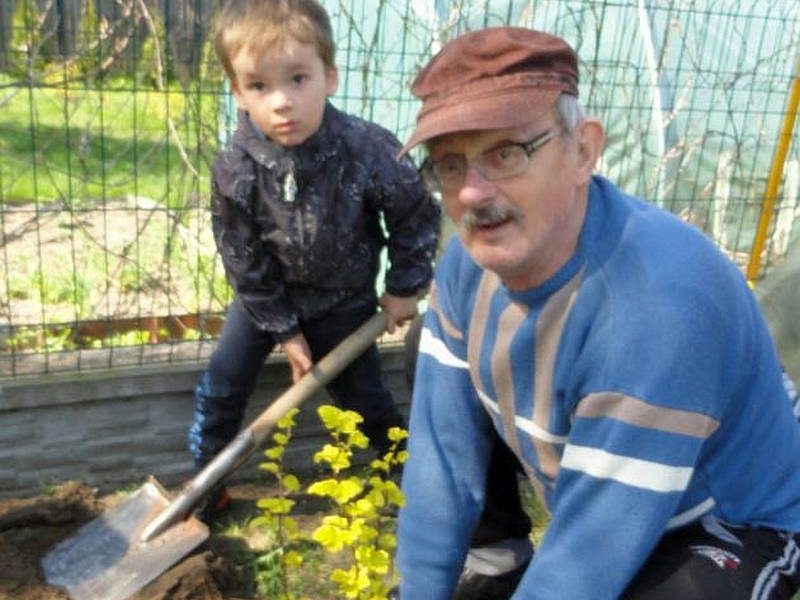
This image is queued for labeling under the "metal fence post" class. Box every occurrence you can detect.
[746,51,800,285]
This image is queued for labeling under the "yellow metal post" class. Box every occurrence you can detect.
[746,52,800,286]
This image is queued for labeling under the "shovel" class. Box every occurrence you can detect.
[41,311,389,600]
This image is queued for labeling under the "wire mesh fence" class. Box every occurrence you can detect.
[1,0,798,377]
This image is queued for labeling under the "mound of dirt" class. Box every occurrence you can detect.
[0,481,255,600]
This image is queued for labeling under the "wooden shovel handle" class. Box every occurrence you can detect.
[141,311,388,542]
[248,311,388,445]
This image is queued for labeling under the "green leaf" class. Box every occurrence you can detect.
[259,461,280,473]
[388,426,408,442]
[284,549,303,566]
[264,445,284,460]
[318,404,363,434]
[333,476,364,504]
[355,545,390,573]
[366,488,386,508]
[377,533,397,550]
[277,408,299,429]
[330,565,370,598]
[282,473,301,492]
[347,430,370,449]
[257,497,295,514]
[313,444,351,471]
[385,480,405,507]
[250,514,274,528]
[308,478,339,497]
[312,516,352,552]
[348,497,378,518]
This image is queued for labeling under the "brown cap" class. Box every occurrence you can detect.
[401,27,579,155]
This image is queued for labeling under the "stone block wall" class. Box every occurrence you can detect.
[0,347,410,500]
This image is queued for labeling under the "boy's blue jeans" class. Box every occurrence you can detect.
[188,297,404,470]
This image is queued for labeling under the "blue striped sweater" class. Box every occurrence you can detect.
[397,175,800,599]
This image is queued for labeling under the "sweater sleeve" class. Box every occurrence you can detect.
[397,258,493,598]
[210,153,300,341]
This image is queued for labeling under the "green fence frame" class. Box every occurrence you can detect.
[1,0,798,376]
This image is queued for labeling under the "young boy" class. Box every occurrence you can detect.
[188,0,440,521]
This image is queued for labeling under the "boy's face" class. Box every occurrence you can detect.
[230,37,338,146]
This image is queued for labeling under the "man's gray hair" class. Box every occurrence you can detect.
[556,94,585,132]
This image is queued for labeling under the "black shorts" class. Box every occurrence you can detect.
[623,518,800,600]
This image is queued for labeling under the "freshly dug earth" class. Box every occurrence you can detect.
[0,480,311,600]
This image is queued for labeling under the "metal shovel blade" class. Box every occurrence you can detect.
[41,478,208,600]
[40,312,388,600]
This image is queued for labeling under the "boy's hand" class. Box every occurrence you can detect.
[281,333,313,383]
[379,293,419,334]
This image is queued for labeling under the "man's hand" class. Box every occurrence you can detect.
[281,333,313,383]
[379,293,419,334]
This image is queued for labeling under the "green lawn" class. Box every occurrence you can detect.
[0,75,220,208]
[0,75,232,330]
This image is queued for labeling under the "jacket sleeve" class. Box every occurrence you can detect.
[368,132,441,297]
[210,152,300,341]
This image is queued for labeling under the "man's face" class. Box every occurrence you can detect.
[230,37,338,146]
[427,112,590,291]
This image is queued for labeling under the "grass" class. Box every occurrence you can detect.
[0,75,234,332]
[0,74,220,207]
[0,194,231,334]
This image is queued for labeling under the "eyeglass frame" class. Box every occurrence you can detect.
[419,129,558,193]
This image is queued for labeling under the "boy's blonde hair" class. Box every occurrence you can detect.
[214,0,335,81]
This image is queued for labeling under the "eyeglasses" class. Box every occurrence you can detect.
[420,129,557,194]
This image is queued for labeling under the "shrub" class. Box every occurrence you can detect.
[254,404,407,599]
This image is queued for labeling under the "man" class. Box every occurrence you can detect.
[396,27,800,599]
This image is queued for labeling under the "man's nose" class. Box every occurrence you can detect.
[457,165,495,206]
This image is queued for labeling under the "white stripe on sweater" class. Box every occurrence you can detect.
[477,389,569,444]
[419,327,469,369]
[561,444,693,493]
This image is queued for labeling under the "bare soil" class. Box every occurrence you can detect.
[0,480,330,600]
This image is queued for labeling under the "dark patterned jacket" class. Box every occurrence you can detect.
[210,103,441,341]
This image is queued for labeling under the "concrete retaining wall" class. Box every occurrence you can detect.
[0,347,410,500]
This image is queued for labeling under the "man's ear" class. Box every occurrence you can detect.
[574,118,605,185]
[325,66,339,96]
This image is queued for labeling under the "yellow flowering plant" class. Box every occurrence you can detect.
[308,405,407,600]
[254,403,407,599]
[252,407,307,599]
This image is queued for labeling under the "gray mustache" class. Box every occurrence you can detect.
[460,204,523,232]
